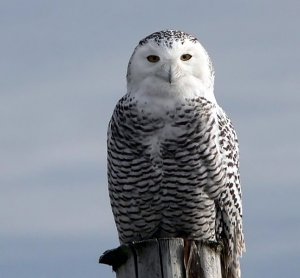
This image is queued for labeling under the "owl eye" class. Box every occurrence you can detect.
[147,55,160,63]
[180,54,192,61]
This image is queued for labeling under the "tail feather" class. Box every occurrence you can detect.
[220,223,245,278]
[221,247,241,278]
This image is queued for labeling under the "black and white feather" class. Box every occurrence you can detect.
[107,30,245,278]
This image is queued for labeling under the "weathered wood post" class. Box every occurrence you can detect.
[99,238,222,278]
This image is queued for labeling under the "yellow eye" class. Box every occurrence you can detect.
[180,54,192,61]
[147,55,160,63]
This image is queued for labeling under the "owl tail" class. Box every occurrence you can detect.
[220,223,245,278]
[220,250,241,278]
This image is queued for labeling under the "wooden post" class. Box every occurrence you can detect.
[99,238,222,278]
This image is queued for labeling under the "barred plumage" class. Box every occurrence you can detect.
[107,30,245,277]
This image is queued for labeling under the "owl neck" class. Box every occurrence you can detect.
[127,77,217,105]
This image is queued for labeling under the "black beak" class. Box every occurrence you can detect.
[168,68,173,84]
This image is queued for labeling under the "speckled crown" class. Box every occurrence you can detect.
[139,30,198,48]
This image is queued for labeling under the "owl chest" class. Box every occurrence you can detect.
[140,121,202,166]
[117,100,216,170]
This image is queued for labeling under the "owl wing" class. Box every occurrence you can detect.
[215,106,245,277]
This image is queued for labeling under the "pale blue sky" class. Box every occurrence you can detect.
[1,0,300,277]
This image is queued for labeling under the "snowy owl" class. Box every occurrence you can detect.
[107,30,245,277]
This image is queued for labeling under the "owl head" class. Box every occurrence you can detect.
[127,30,215,102]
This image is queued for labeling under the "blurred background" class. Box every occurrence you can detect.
[1,0,299,277]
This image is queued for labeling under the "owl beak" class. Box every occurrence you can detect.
[168,65,176,84]
[162,64,176,84]
[168,68,173,84]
